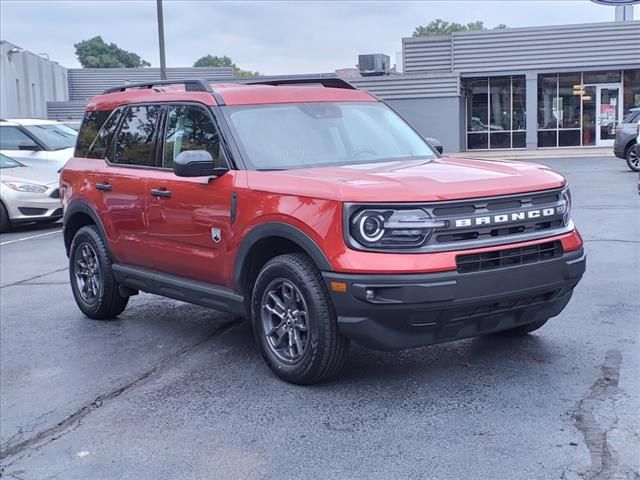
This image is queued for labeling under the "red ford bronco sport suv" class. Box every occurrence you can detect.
[61,78,586,384]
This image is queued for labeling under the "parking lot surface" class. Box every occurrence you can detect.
[1,157,638,480]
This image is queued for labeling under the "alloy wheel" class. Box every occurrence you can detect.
[629,148,640,170]
[260,278,310,364]
[74,243,101,303]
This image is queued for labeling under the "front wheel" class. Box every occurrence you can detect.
[0,202,11,233]
[251,253,349,385]
[627,143,640,172]
[69,225,129,319]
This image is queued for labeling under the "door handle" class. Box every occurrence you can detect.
[95,182,112,192]
[149,188,172,198]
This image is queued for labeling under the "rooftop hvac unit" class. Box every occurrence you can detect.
[358,54,391,76]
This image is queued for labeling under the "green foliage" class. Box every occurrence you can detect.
[193,55,259,77]
[74,36,150,68]
[412,19,509,37]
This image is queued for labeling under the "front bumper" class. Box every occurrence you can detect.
[323,248,586,350]
[3,193,62,224]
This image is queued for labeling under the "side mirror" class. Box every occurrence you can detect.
[18,142,41,152]
[173,150,228,178]
[424,137,443,155]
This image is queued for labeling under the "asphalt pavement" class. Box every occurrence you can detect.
[1,156,638,480]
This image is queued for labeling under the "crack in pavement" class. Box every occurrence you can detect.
[0,317,244,467]
[572,349,623,480]
[0,268,68,289]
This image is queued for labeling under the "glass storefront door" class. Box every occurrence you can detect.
[595,85,622,147]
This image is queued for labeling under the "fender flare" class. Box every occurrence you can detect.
[63,200,109,256]
[233,222,332,292]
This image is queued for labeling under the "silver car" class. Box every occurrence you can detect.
[0,153,62,233]
[613,108,640,172]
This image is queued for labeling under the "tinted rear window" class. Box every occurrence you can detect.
[75,110,113,158]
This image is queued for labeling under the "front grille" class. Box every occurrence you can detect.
[456,241,563,274]
[448,289,560,322]
[18,207,47,216]
[49,188,60,199]
[430,189,566,246]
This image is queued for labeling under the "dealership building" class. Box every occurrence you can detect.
[351,20,640,152]
[1,19,639,153]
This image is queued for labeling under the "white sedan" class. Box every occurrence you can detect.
[0,119,77,174]
[0,153,62,232]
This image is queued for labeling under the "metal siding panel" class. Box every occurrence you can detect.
[350,74,460,100]
[403,21,640,74]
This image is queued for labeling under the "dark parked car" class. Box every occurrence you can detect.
[614,108,640,172]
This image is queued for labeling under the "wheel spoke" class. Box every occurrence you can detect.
[292,329,303,355]
[282,282,294,308]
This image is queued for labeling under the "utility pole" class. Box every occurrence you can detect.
[156,0,167,79]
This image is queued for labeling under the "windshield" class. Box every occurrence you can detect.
[0,153,23,168]
[22,123,78,150]
[223,102,436,170]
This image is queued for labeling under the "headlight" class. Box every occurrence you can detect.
[559,187,571,225]
[349,208,446,249]
[3,182,48,193]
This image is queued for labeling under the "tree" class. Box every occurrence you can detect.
[75,36,150,68]
[193,55,259,77]
[412,19,509,37]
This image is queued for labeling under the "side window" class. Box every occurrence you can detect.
[88,109,122,159]
[163,105,223,169]
[112,105,161,167]
[75,110,112,158]
[0,126,38,150]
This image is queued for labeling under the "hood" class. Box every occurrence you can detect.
[246,157,566,202]
[48,147,75,166]
[0,165,58,186]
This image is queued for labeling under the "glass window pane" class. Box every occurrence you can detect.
[512,77,526,131]
[583,70,621,84]
[623,69,640,116]
[75,110,111,158]
[559,130,581,147]
[113,105,161,167]
[582,86,596,146]
[467,79,489,132]
[164,105,221,169]
[538,130,557,148]
[490,77,511,131]
[467,133,488,150]
[512,132,526,148]
[0,126,37,150]
[538,74,558,130]
[558,73,582,129]
[489,132,510,149]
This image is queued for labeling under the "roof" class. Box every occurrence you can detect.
[86,77,377,111]
[0,118,65,126]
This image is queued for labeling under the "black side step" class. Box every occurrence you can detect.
[112,264,245,315]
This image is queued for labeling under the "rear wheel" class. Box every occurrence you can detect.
[627,143,640,172]
[0,202,11,233]
[251,253,349,385]
[495,317,549,336]
[69,225,129,319]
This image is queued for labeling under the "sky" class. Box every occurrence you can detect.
[0,0,632,75]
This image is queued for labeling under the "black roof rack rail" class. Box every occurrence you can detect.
[243,77,355,90]
[102,79,213,94]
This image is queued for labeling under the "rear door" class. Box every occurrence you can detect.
[145,103,234,286]
[93,104,162,268]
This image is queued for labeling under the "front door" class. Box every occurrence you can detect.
[145,103,234,287]
[596,85,622,147]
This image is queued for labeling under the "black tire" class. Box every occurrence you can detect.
[251,253,349,385]
[627,143,640,172]
[0,201,11,233]
[494,317,549,336]
[69,225,129,319]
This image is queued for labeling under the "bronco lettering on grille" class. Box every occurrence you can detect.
[453,208,558,228]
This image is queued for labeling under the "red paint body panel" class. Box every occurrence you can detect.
[211,83,376,105]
